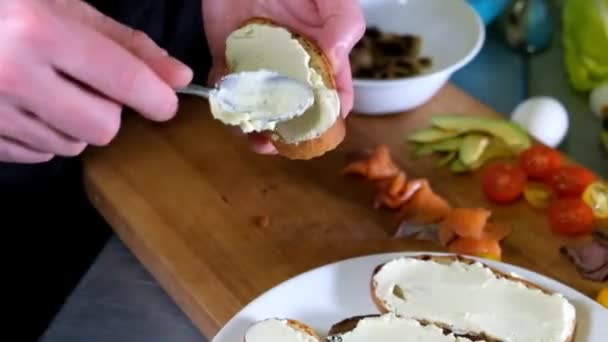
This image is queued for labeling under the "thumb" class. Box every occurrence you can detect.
[316,0,366,72]
[50,0,193,88]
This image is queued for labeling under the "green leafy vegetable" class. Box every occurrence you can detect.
[563,0,608,91]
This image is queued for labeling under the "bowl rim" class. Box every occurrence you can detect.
[352,0,486,87]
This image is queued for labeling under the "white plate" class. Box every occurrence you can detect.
[212,252,608,342]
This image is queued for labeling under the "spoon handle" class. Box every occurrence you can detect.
[175,84,213,99]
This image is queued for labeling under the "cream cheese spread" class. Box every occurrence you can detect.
[329,314,476,342]
[372,258,576,342]
[245,318,317,342]
[208,70,314,133]
[223,23,340,143]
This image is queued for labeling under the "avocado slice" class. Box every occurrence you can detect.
[430,115,531,151]
[460,134,490,166]
[411,144,434,159]
[436,151,457,167]
[408,128,461,143]
[468,139,517,170]
[431,136,464,152]
[450,159,470,173]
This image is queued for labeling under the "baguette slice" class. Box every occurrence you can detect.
[327,314,489,342]
[244,318,321,342]
[370,255,577,342]
[221,18,345,160]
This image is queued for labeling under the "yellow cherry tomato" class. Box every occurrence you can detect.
[523,182,554,209]
[596,288,608,308]
[582,181,608,219]
[478,253,501,261]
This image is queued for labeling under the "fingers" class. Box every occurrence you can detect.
[0,136,53,163]
[49,17,179,121]
[316,0,366,71]
[0,103,86,156]
[207,62,228,87]
[20,67,122,146]
[247,133,278,155]
[48,0,193,88]
[334,62,355,118]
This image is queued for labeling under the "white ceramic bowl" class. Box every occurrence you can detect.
[353,0,485,115]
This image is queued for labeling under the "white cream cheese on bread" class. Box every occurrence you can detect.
[372,257,576,342]
[245,318,317,342]
[208,69,314,133]
[223,23,340,144]
[328,314,475,342]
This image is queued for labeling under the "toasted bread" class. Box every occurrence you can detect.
[225,18,345,160]
[370,254,577,342]
[327,314,494,342]
[244,318,321,342]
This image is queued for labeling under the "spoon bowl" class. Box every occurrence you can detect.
[176,70,315,123]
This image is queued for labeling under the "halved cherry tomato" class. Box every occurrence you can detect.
[597,288,608,308]
[519,145,563,179]
[478,253,501,261]
[523,182,555,209]
[546,165,596,197]
[582,182,608,219]
[546,198,595,236]
[481,162,527,204]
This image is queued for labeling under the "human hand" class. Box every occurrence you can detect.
[0,0,193,163]
[202,0,365,154]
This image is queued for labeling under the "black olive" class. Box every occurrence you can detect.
[378,41,406,56]
[365,26,382,39]
[418,57,432,68]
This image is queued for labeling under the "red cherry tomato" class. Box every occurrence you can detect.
[546,165,596,197]
[519,145,563,179]
[481,162,527,204]
[546,198,595,236]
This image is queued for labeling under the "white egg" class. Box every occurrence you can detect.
[590,83,608,118]
[510,96,569,148]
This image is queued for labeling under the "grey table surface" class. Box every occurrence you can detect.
[40,21,608,342]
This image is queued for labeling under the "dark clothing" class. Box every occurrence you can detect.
[2,1,212,340]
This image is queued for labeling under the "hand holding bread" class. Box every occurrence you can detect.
[202,0,365,157]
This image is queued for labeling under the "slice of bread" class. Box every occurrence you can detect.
[370,255,577,342]
[244,318,321,342]
[327,314,490,342]
[222,17,345,160]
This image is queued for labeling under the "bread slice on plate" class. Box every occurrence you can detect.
[327,313,490,342]
[370,254,577,342]
[244,318,321,342]
[210,17,345,160]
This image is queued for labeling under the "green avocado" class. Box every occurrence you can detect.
[436,151,457,167]
[430,115,531,151]
[408,128,461,143]
[411,144,434,159]
[450,159,469,173]
[468,139,517,170]
[459,134,490,166]
[431,136,464,152]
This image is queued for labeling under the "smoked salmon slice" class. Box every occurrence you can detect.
[398,180,451,224]
[481,222,512,241]
[367,145,400,180]
[440,208,491,239]
[341,145,400,180]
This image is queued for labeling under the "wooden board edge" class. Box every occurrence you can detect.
[81,166,222,338]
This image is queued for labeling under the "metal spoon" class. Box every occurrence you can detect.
[175,70,314,122]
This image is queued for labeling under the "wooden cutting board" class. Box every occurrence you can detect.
[82,84,604,338]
